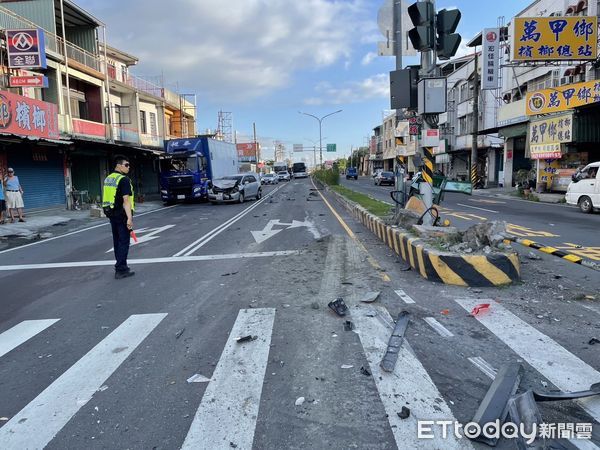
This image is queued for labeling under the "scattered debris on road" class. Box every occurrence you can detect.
[187,374,211,383]
[527,252,542,261]
[310,302,320,310]
[470,303,491,316]
[344,320,354,331]
[175,328,185,339]
[380,311,410,373]
[589,338,600,345]
[361,291,380,303]
[221,271,239,277]
[328,298,348,317]
[532,382,600,402]
[295,397,305,406]
[441,309,450,315]
[397,406,411,420]
[341,364,354,369]
[360,366,371,376]
[236,335,257,343]
[507,390,544,449]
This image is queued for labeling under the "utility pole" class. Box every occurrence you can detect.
[471,51,479,188]
[253,122,258,172]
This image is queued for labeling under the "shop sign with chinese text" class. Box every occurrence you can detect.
[529,114,573,159]
[482,28,500,90]
[513,17,597,61]
[6,29,47,69]
[526,79,600,115]
[0,90,59,140]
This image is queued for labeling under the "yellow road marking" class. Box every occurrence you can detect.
[506,224,558,238]
[313,179,390,281]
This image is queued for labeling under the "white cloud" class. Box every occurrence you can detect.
[79,0,372,102]
[361,52,377,66]
[304,73,389,105]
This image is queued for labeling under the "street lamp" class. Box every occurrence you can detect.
[299,110,342,168]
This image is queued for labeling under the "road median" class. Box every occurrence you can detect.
[315,178,520,287]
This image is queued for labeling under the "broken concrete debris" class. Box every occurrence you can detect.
[295,397,305,406]
[360,366,371,376]
[344,320,354,331]
[380,311,410,373]
[397,406,411,420]
[361,291,380,303]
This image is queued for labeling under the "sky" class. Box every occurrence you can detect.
[78,0,527,163]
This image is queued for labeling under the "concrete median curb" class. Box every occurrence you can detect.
[320,181,521,287]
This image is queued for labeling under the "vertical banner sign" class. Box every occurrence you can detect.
[482,28,500,90]
[6,29,47,69]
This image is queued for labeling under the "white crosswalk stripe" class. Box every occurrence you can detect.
[456,298,600,423]
[0,319,60,358]
[181,308,276,450]
[353,305,471,449]
[0,313,167,449]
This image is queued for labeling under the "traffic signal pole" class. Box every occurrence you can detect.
[393,0,403,214]
[471,51,479,188]
[419,0,436,226]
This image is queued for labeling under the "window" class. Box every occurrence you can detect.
[459,83,468,102]
[140,110,147,134]
[247,175,257,183]
[149,112,157,136]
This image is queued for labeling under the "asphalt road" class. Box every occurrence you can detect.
[1,178,600,449]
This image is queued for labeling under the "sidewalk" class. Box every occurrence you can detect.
[0,201,167,249]
[472,187,565,204]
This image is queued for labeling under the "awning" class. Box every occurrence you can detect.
[0,133,73,146]
[499,123,528,139]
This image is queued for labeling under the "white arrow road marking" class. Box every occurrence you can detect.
[251,219,320,244]
[106,224,176,252]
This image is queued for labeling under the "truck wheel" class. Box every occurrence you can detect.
[238,192,245,204]
[579,196,593,213]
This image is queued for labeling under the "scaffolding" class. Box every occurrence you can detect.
[217,111,233,142]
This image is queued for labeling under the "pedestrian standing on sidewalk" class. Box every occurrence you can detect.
[102,155,135,279]
[0,170,6,225]
[4,168,25,223]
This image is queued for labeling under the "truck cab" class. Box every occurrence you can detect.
[160,137,238,204]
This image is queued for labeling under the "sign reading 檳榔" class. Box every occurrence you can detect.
[512,16,598,61]
[529,114,573,160]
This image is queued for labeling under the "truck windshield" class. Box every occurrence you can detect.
[163,156,197,172]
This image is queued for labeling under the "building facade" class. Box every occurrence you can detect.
[0,0,196,209]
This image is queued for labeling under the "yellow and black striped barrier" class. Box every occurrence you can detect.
[325,185,521,286]
[506,237,600,272]
[423,147,434,184]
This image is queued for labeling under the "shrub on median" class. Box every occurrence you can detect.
[312,167,340,186]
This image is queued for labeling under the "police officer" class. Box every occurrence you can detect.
[102,155,135,279]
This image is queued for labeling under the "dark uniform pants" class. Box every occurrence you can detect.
[110,217,130,273]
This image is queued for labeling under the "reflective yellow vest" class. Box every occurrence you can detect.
[102,172,135,213]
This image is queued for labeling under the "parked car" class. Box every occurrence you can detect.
[277,171,291,181]
[261,173,279,185]
[566,162,600,213]
[374,171,395,186]
[346,167,358,180]
[208,173,262,204]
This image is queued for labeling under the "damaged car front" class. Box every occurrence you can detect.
[208,176,244,203]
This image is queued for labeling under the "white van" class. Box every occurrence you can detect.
[566,162,600,213]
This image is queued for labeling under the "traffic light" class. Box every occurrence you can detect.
[436,8,462,60]
[407,2,435,52]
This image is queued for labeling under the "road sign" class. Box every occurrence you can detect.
[326,144,336,152]
[293,144,303,152]
[9,75,48,88]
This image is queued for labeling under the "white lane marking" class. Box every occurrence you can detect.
[455,298,600,422]
[468,356,497,380]
[0,250,301,272]
[394,289,415,304]
[424,317,454,337]
[181,308,275,450]
[0,205,179,256]
[353,305,470,449]
[456,203,499,213]
[251,219,320,244]
[0,313,167,449]
[105,224,176,252]
[0,319,60,358]
[174,184,286,257]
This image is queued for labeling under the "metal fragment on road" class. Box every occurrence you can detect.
[507,390,545,449]
[532,382,600,402]
[187,374,212,383]
[380,311,410,373]
[469,363,523,446]
[175,328,185,339]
